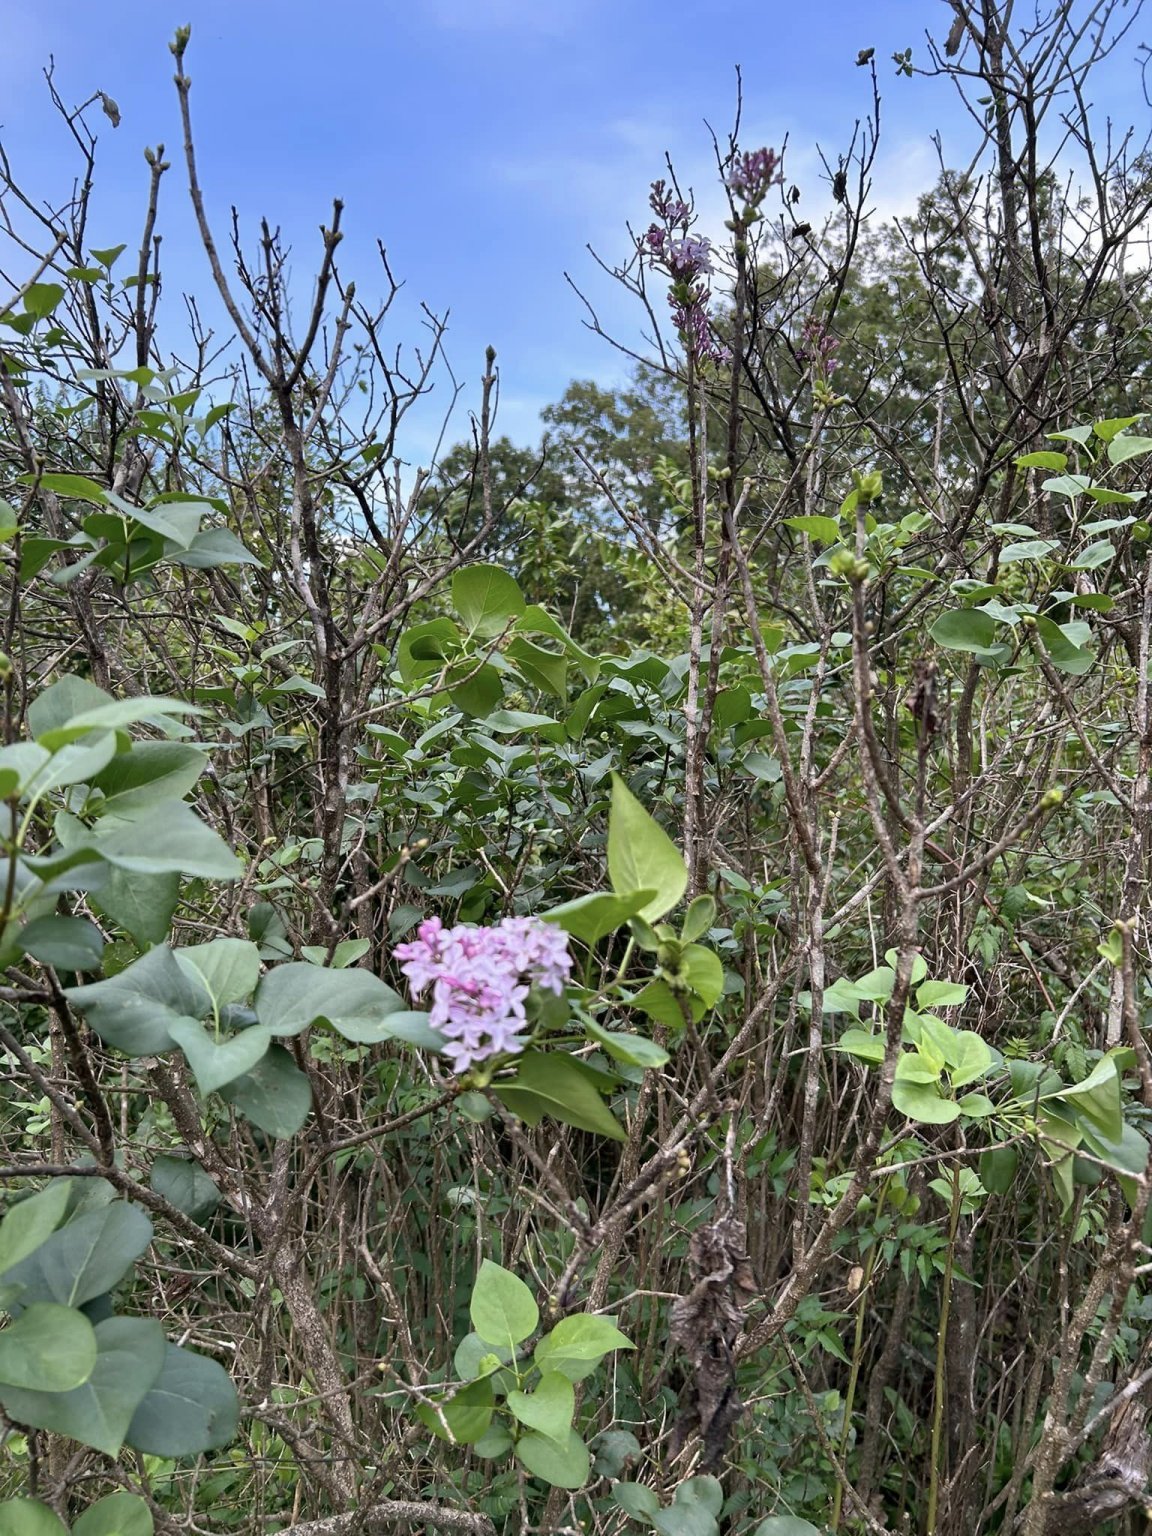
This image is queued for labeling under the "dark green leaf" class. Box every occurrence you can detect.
[1,1202,152,1307]
[254,963,406,1042]
[126,1341,239,1456]
[0,1316,165,1457]
[218,1045,311,1137]
[494,1051,625,1140]
[21,916,105,971]
[90,870,179,946]
[150,1156,220,1223]
[67,945,210,1055]
[415,1377,494,1445]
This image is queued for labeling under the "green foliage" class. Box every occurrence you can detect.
[6,17,1152,1535]
[414,1261,632,1487]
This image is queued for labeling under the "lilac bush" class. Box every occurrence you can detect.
[393,916,572,1072]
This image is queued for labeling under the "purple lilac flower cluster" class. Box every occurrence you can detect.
[640,180,728,367]
[725,147,783,208]
[393,916,572,1073]
[798,316,840,384]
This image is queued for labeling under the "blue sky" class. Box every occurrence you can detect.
[2,0,1148,457]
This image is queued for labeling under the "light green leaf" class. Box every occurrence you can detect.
[515,1427,591,1488]
[930,609,999,653]
[0,1302,97,1390]
[916,979,968,1008]
[23,283,65,319]
[300,938,371,969]
[506,635,568,697]
[1058,1055,1123,1141]
[784,514,841,543]
[836,1028,885,1064]
[482,709,558,733]
[680,944,723,1008]
[533,1313,634,1382]
[1015,450,1068,471]
[453,563,526,638]
[0,1500,69,1536]
[1000,538,1059,562]
[175,938,261,1006]
[544,889,657,945]
[957,1092,996,1117]
[584,1022,669,1069]
[751,1520,823,1536]
[469,1259,538,1349]
[453,1331,513,1381]
[169,527,262,569]
[630,977,685,1029]
[0,1181,72,1273]
[167,1019,274,1095]
[507,1370,575,1446]
[1108,433,1152,465]
[94,803,241,880]
[91,742,205,814]
[1094,415,1142,442]
[607,773,687,922]
[73,1492,154,1536]
[892,1078,960,1125]
[948,1030,993,1087]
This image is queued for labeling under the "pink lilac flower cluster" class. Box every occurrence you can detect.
[725,146,783,208]
[393,916,572,1073]
[640,180,728,367]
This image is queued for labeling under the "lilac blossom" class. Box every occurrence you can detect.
[392,916,572,1073]
[798,316,840,384]
[725,146,783,208]
[639,178,728,368]
[648,178,690,227]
